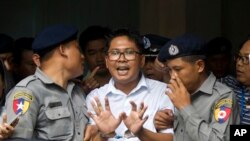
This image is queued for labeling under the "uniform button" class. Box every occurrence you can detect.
[78,132,80,135]
[180,129,183,132]
[76,111,78,114]
[58,114,61,116]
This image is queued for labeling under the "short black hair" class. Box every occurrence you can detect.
[238,35,250,50]
[13,37,34,65]
[105,28,144,53]
[206,37,232,56]
[79,25,111,52]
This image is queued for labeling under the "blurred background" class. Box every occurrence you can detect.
[0,0,250,52]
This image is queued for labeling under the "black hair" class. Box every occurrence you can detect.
[79,25,111,52]
[238,35,250,51]
[13,37,34,65]
[206,37,232,56]
[105,28,144,53]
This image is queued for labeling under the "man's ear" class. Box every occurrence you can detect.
[58,45,67,57]
[196,59,205,73]
[32,53,41,67]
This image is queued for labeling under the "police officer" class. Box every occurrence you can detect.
[154,34,240,141]
[142,34,170,83]
[5,24,89,140]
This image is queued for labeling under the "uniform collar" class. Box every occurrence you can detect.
[195,73,216,95]
[35,68,54,84]
[34,67,75,90]
[105,73,148,96]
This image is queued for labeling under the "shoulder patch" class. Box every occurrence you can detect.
[12,91,33,115]
[214,99,232,124]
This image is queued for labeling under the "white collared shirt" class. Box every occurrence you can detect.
[86,75,174,140]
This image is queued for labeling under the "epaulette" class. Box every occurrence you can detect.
[214,81,232,96]
[16,75,37,87]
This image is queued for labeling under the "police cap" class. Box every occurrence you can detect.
[32,24,78,52]
[158,34,206,62]
[143,34,170,57]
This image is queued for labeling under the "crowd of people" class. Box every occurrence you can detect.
[0,24,249,141]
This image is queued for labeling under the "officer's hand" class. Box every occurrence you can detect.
[154,109,174,131]
[154,57,168,72]
[166,72,191,109]
[121,101,148,135]
[82,66,100,94]
[88,96,122,135]
[0,113,15,139]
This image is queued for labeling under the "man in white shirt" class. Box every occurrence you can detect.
[86,28,174,141]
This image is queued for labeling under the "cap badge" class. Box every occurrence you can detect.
[169,44,179,55]
[143,36,151,49]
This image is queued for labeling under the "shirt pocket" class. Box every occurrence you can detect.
[45,106,73,140]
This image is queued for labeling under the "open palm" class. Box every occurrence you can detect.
[88,96,122,134]
[122,101,149,135]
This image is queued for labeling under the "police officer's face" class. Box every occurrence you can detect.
[65,40,84,78]
[105,36,145,85]
[84,39,108,75]
[236,40,250,86]
[166,57,204,94]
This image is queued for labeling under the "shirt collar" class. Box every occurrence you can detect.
[195,73,216,95]
[34,68,54,84]
[105,74,148,96]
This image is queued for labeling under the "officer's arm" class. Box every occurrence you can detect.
[180,92,236,141]
[6,88,38,139]
[154,109,174,131]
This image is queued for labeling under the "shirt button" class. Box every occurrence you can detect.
[181,129,183,132]
[78,132,81,135]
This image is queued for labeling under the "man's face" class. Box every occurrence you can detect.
[65,40,85,78]
[84,39,108,75]
[166,57,203,93]
[236,40,250,86]
[105,36,144,85]
[17,50,36,78]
